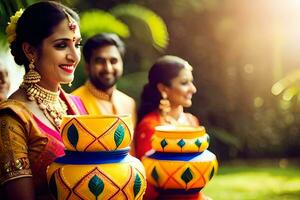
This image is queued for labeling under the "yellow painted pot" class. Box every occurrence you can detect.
[151,125,209,153]
[142,125,218,198]
[47,115,146,200]
[60,115,134,151]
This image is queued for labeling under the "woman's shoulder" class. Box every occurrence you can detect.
[0,99,33,122]
[136,110,161,128]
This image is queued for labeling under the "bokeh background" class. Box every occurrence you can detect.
[1,0,300,199]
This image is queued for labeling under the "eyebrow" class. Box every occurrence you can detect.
[52,37,82,42]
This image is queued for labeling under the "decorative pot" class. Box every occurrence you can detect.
[142,125,218,199]
[47,115,146,200]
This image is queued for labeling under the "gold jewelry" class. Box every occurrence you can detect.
[23,59,41,84]
[159,91,171,117]
[68,82,72,87]
[21,83,67,129]
[63,9,77,32]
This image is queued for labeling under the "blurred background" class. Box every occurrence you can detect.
[1,0,300,199]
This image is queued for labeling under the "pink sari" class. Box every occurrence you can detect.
[32,94,87,197]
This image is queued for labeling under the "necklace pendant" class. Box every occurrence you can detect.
[39,103,47,110]
[28,95,35,101]
[54,118,61,126]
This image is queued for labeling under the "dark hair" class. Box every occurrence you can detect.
[83,33,125,63]
[137,55,191,122]
[10,1,79,72]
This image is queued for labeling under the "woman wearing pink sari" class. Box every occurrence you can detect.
[0,2,86,199]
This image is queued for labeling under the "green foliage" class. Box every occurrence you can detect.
[272,69,300,102]
[111,4,169,50]
[0,0,36,46]
[203,162,300,200]
[80,10,130,38]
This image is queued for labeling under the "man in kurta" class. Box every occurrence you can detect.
[72,33,136,124]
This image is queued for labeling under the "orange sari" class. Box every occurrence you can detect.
[134,110,200,200]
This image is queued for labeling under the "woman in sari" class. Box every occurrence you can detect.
[135,55,198,159]
[135,55,212,200]
[0,1,86,199]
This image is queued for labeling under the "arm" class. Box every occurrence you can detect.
[0,112,35,200]
[2,177,35,200]
[134,119,157,159]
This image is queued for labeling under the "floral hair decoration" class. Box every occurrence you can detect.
[6,9,24,44]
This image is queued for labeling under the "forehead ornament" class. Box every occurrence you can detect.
[63,9,77,33]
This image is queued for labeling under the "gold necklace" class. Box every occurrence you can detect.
[162,112,189,126]
[20,83,68,129]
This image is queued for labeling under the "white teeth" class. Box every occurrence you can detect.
[61,65,73,70]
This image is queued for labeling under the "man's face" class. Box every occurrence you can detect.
[0,67,10,100]
[87,45,123,91]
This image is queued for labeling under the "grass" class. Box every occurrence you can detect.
[202,159,300,200]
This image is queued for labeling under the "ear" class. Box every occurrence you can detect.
[157,83,168,96]
[22,42,37,61]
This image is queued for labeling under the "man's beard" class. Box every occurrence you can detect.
[90,75,119,91]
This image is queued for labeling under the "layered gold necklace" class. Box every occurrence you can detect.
[21,83,68,129]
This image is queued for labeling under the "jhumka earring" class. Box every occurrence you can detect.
[23,58,41,84]
[159,91,171,116]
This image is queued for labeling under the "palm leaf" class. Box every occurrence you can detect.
[272,69,300,96]
[110,4,169,50]
[80,10,130,38]
[0,0,35,48]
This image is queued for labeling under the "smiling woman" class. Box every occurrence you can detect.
[0,1,87,199]
[134,55,203,199]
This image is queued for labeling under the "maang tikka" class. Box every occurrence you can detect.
[23,58,41,84]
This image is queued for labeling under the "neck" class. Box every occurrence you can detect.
[167,106,183,120]
[88,80,114,98]
[37,80,60,92]
[103,87,114,97]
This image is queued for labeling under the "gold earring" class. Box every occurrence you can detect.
[159,92,171,116]
[23,58,41,84]
[68,82,72,87]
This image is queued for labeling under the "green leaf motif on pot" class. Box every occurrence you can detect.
[160,139,168,150]
[177,139,186,149]
[195,139,202,149]
[206,135,210,144]
[181,167,193,185]
[88,175,104,199]
[67,124,79,149]
[151,167,159,182]
[209,166,215,180]
[49,173,58,199]
[133,173,142,197]
[114,124,125,148]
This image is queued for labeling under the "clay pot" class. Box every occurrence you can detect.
[47,115,146,200]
